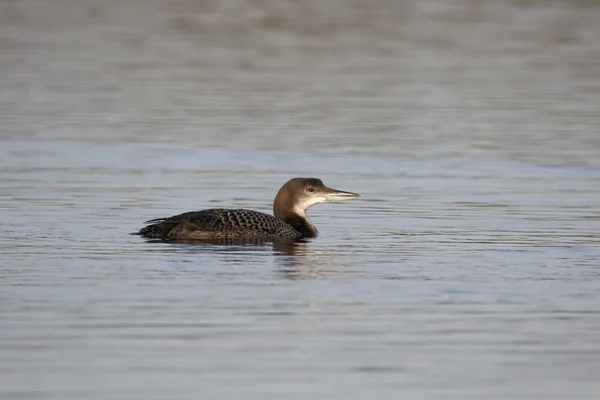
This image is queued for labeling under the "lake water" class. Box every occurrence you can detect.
[1,1,600,399]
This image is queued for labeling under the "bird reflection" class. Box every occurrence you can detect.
[141,237,334,280]
[272,240,335,280]
[144,237,303,253]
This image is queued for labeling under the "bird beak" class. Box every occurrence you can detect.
[322,186,360,202]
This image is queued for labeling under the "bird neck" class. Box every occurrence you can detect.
[274,200,318,238]
[281,210,319,238]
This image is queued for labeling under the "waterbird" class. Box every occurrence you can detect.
[138,178,359,240]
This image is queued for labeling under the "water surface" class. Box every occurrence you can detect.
[1,1,600,399]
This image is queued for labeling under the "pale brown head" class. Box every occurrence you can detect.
[273,178,360,221]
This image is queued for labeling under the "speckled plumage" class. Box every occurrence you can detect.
[138,178,359,241]
[139,208,303,239]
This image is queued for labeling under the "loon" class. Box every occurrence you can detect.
[138,177,359,240]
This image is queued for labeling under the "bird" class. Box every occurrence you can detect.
[138,177,359,240]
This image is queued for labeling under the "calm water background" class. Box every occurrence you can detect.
[1,0,600,399]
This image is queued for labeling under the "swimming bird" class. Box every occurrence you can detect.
[138,178,359,240]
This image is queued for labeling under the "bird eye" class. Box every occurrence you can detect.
[307,187,315,193]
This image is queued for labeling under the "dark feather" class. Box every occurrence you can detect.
[139,209,302,240]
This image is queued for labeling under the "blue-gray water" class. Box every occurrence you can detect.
[1,1,600,399]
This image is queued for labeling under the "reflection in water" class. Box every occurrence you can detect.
[272,238,309,256]
[139,236,335,279]
[142,236,326,256]
[273,240,338,280]
[141,237,303,253]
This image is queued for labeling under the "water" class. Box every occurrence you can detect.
[1,1,600,399]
